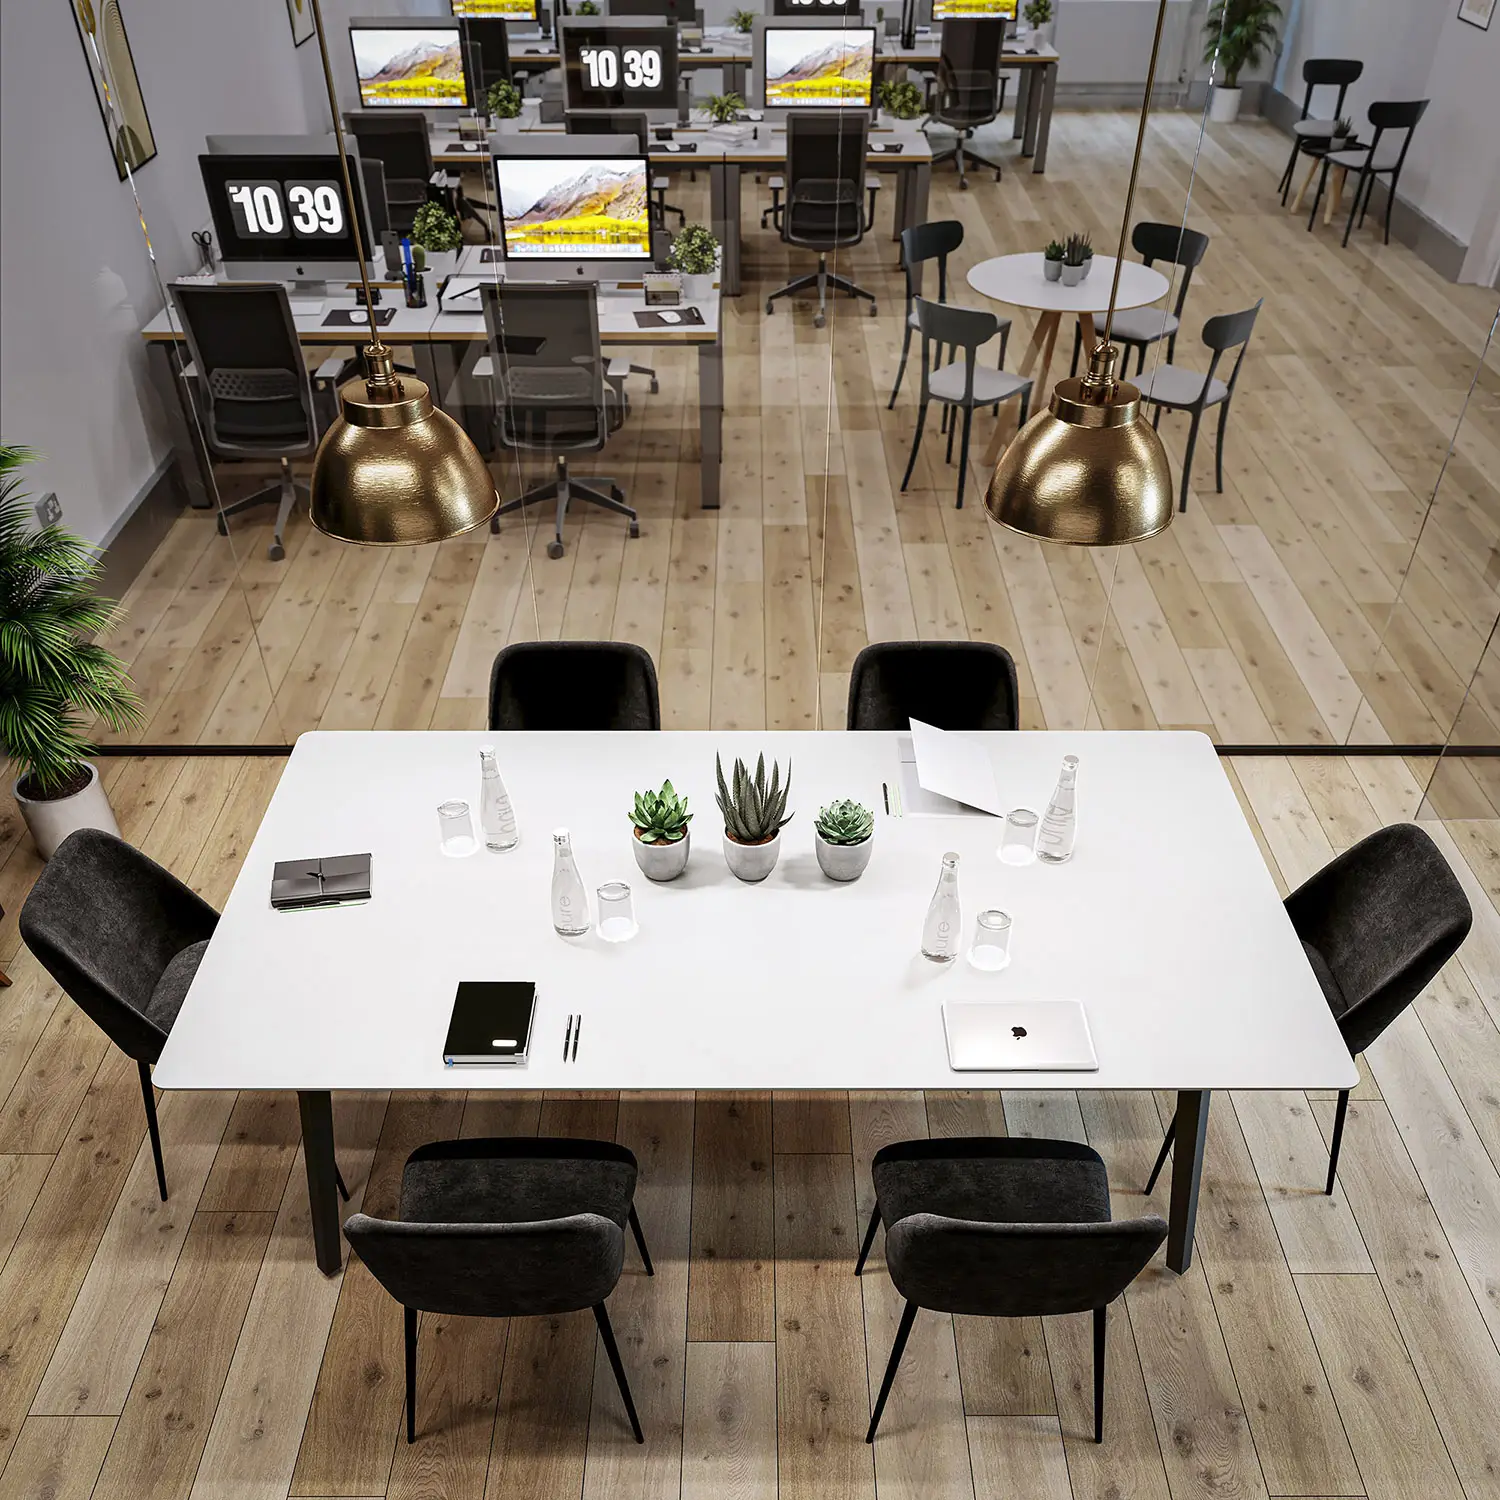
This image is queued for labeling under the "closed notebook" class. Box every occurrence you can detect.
[271,853,372,910]
[444,981,538,1066]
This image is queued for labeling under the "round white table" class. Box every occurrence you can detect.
[966,253,1171,464]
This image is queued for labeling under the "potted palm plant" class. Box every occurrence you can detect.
[705,92,744,125]
[668,224,720,302]
[716,752,792,882]
[814,799,875,881]
[1,447,141,859]
[630,779,692,881]
[1203,0,1282,124]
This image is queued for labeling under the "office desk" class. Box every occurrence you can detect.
[140,275,724,510]
[154,728,1356,1277]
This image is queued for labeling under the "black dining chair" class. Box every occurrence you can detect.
[856,1137,1167,1443]
[900,298,1032,510]
[1308,99,1429,246]
[1146,824,1472,1199]
[1278,58,1364,204]
[344,1136,654,1444]
[488,641,662,731]
[18,828,350,1205]
[1135,300,1262,513]
[847,640,1020,731]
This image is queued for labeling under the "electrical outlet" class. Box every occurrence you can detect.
[36,492,62,526]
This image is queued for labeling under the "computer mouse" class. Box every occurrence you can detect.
[659,309,683,324]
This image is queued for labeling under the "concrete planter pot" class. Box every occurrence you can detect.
[1080,255,1093,280]
[681,271,716,302]
[1208,86,1242,124]
[1043,258,1062,281]
[815,831,873,882]
[1060,262,1084,287]
[723,829,781,882]
[14,763,120,861]
[633,828,691,882]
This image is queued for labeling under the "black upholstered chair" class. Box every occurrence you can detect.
[856,1138,1166,1443]
[847,640,1020,731]
[487,641,662,731]
[1146,823,1472,1198]
[344,1137,655,1444]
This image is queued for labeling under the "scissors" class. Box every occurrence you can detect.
[192,229,214,272]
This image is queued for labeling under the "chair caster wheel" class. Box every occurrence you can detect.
[612,485,626,502]
[766,300,775,314]
[268,542,285,561]
[650,380,659,394]
[629,521,640,538]
[960,178,970,190]
[815,313,826,329]
[869,303,878,317]
[547,540,565,559]
[216,514,230,537]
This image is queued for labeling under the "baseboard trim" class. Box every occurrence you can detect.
[97,456,188,602]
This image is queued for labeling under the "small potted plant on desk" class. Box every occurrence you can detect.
[669,224,720,302]
[1203,0,1282,124]
[814,799,875,882]
[631,779,692,881]
[487,79,524,131]
[705,91,745,125]
[1329,116,1353,151]
[1060,232,1092,285]
[1043,238,1064,280]
[409,202,463,281]
[1,446,141,859]
[716,752,792,882]
[577,0,601,12]
[731,8,757,34]
[877,79,925,123]
[1023,0,1053,47]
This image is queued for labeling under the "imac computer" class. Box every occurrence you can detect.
[560,19,679,120]
[451,0,539,16]
[349,19,470,110]
[751,18,876,111]
[565,109,652,148]
[930,0,1015,16]
[491,143,651,281]
[770,0,865,17]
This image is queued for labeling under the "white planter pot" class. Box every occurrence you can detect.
[1080,256,1093,280]
[421,249,460,281]
[723,829,781,882]
[1043,258,1062,281]
[1060,262,1084,287]
[633,829,691,882]
[1208,86,1242,124]
[681,271,716,303]
[491,114,524,134]
[815,831,873,882]
[14,763,120,861]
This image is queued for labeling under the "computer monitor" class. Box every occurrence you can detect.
[930,0,1015,17]
[460,17,513,88]
[560,19,679,117]
[349,19,470,110]
[752,19,875,110]
[610,0,695,18]
[494,150,652,268]
[770,0,864,16]
[566,109,652,148]
[451,0,539,17]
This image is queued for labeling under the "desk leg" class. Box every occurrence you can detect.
[1013,69,1031,140]
[698,338,723,510]
[152,343,214,510]
[906,161,931,241]
[1021,67,1042,157]
[723,60,748,99]
[711,163,742,297]
[299,1090,343,1277]
[1032,63,1057,173]
[982,310,1058,466]
[1166,1089,1210,1273]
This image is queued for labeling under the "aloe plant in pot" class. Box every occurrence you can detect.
[630,779,693,881]
[0,447,142,858]
[814,798,874,882]
[716,753,792,882]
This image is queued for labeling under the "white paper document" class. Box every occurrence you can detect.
[907,718,1004,816]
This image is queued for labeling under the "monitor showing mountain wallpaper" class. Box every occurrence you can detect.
[452,0,539,16]
[350,24,469,108]
[496,155,651,260]
[930,0,1016,17]
[762,26,875,107]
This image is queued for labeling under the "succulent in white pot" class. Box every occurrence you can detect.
[814,798,874,881]
[716,752,792,882]
[630,779,692,881]
[1,446,140,859]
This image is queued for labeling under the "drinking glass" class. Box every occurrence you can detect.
[999,807,1038,865]
[597,881,638,942]
[968,909,1013,971]
[437,799,478,857]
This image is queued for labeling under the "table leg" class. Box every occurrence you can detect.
[711,163,742,297]
[299,1090,343,1276]
[1323,164,1347,227]
[698,337,723,510]
[1290,156,1320,214]
[1031,63,1057,172]
[1166,1089,1210,1273]
[983,310,1059,466]
[1013,69,1031,140]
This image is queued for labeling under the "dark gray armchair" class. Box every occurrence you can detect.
[488,641,661,731]
[847,640,1020,731]
[344,1136,655,1445]
[856,1137,1166,1443]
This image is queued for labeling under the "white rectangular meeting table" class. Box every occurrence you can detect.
[155,730,1356,1277]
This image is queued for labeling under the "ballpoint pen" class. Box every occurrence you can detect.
[571,1016,582,1062]
[563,1015,574,1061]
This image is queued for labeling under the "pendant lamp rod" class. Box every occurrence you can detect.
[1099,0,1171,352]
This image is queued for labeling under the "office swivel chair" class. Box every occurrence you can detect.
[344,111,434,236]
[765,110,879,328]
[480,282,638,559]
[926,20,1008,187]
[170,282,337,561]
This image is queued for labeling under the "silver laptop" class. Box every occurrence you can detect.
[942,1001,1099,1072]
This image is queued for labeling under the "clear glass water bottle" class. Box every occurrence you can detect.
[1037,754,1078,864]
[921,851,962,963]
[551,828,590,936]
[478,747,519,852]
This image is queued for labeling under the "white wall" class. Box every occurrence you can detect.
[0,0,316,544]
[1275,0,1441,118]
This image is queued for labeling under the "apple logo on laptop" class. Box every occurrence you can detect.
[1011,1026,1027,1039]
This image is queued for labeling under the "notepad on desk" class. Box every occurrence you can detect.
[903,719,1003,816]
[444,981,538,1065]
[271,854,372,910]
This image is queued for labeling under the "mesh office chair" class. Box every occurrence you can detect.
[344,112,434,236]
[170,282,335,561]
[481,282,637,559]
[1309,99,1429,246]
[1277,58,1364,205]
[765,111,878,327]
[925,20,1007,187]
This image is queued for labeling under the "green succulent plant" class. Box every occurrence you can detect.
[1063,231,1092,266]
[409,202,462,254]
[731,8,757,33]
[1043,239,1065,260]
[705,91,744,124]
[877,80,924,120]
[631,780,692,844]
[487,80,523,119]
[716,753,793,844]
[815,799,874,846]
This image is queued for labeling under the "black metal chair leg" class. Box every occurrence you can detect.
[1070,323,1082,378]
[866,1299,919,1442]
[1179,410,1201,512]
[335,1164,350,1202]
[1325,1088,1350,1195]
[901,400,928,491]
[854,1203,880,1275]
[1215,404,1229,493]
[888,324,914,409]
[629,1204,655,1275]
[945,403,957,465]
[1308,159,1330,231]
[1144,1113,1176,1194]
[1382,171,1396,244]
[405,1306,418,1443]
[594,1303,645,1443]
[140,1060,167,1201]
[1093,1305,1107,1443]
[1342,169,1366,248]
[955,406,974,510]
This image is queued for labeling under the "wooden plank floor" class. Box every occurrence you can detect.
[3,751,1500,1500]
[99,112,1500,756]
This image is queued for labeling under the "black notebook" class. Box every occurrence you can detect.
[270,853,372,910]
[444,981,538,1066]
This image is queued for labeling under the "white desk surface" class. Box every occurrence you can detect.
[139,292,440,345]
[155,730,1356,1096]
[967,253,1170,315]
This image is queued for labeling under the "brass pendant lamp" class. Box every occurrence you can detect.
[305,0,498,545]
[985,0,1175,546]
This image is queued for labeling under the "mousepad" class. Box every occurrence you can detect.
[634,306,706,328]
[323,307,397,328]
